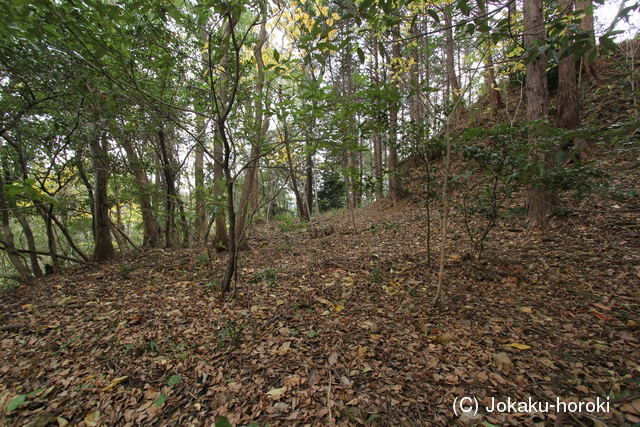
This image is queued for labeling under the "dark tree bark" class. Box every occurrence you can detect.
[157,128,179,248]
[557,0,581,133]
[524,0,559,228]
[89,132,116,261]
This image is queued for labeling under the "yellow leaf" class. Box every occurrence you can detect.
[85,411,101,427]
[519,306,532,314]
[22,304,33,309]
[507,343,531,350]
[266,386,287,399]
[102,376,128,392]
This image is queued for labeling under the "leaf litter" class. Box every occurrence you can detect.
[0,196,638,426]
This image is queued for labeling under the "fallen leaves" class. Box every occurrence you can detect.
[0,193,638,426]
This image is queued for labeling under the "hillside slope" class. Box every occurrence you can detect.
[0,51,639,426]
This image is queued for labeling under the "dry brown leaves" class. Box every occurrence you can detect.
[0,192,638,427]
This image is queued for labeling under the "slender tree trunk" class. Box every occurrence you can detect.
[410,22,424,149]
[194,119,207,241]
[122,138,159,247]
[47,209,90,262]
[577,0,598,82]
[236,16,267,248]
[524,0,558,228]
[388,35,401,204]
[305,137,314,217]
[12,205,42,277]
[285,126,309,221]
[478,1,503,112]
[485,52,504,111]
[3,164,42,276]
[444,9,462,116]
[212,21,230,251]
[372,35,384,200]
[0,169,33,282]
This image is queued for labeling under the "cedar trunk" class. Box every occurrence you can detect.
[524,0,558,228]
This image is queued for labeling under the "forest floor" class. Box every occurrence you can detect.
[0,178,639,427]
[1,51,640,427]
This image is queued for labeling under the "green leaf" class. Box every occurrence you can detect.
[215,416,233,427]
[7,395,25,412]
[554,151,565,165]
[358,0,375,15]
[25,388,45,398]
[452,171,473,181]
[154,393,168,407]
[167,374,182,387]
[427,9,440,23]
[308,330,317,338]
[599,35,618,51]
[273,48,280,62]
[457,0,472,16]
[317,42,338,51]
[356,47,365,64]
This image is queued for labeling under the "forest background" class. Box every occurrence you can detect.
[0,0,637,293]
[1,0,640,425]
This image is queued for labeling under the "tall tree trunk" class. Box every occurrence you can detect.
[524,0,558,228]
[89,132,116,261]
[122,138,159,247]
[305,136,314,217]
[285,126,308,221]
[372,35,384,201]
[577,0,597,82]
[444,9,462,116]
[557,0,581,133]
[388,35,401,204]
[480,0,504,112]
[194,119,207,241]
[236,16,267,248]
[410,22,424,149]
[212,21,230,251]
[157,128,178,248]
